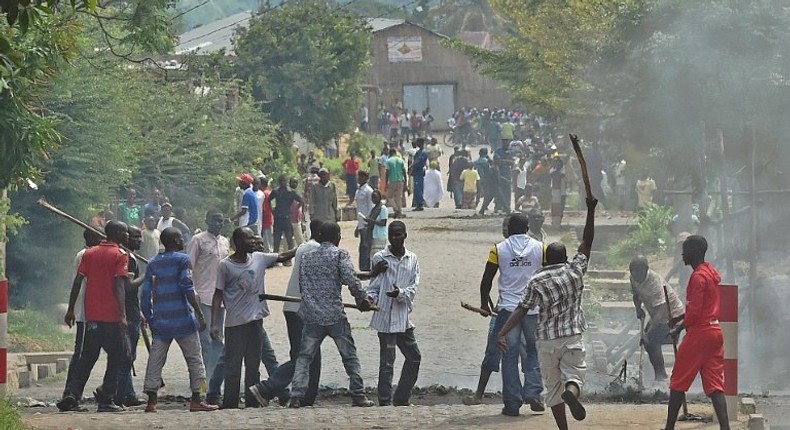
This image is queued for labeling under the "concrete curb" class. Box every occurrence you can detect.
[5,352,71,395]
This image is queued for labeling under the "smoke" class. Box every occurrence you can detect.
[579,0,790,391]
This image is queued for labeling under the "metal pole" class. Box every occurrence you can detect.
[718,130,734,281]
[0,188,8,398]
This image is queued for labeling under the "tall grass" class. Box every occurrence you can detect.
[0,399,25,430]
[8,308,72,352]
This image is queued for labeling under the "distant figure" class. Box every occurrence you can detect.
[118,188,141,227]
[140,216,161,260]
[230,173,259,234]
[423,161,444,208]
[343,153,360,200]
[635,168,657,208]
[309,168,339,223]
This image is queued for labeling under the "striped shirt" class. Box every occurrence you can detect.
[140,251,199,341]
[520,252,588,340]
[367,247,420,333]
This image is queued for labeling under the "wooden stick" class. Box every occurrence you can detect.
[664,285,689,418]
[569,134,593,199]
[37,198,149,264]
[460,301,496,317]
[260,293,379,311]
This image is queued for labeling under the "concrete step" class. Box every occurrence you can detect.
[587,269,628,279]
[588,278,631,293]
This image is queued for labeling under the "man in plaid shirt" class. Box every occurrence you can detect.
[498,197,597,430]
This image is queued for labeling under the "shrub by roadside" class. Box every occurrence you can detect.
[8,308,72,352]
[0,399,25,430]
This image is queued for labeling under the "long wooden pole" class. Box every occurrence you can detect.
[569,134,593,199]
[260,293,379,311]
[37,198,149,264]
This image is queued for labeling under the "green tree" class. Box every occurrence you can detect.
[233,0,372,145]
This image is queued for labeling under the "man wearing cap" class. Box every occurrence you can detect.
[231,173,260,235]
[309,168,339,224]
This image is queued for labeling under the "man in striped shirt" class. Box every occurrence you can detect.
[140,227,218,413]
[498,197,597,430]
[366,221,421,406]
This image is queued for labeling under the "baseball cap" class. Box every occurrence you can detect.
[236,173,254,184]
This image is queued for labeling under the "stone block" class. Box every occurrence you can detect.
[6,369,20,395]
[28,364,39,382]
[36,363,56,380]
[16,369,31,389]
[741,397,757,415]
[748,414,769,430]
[56,358,69,373]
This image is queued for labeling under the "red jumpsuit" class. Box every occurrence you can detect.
[669,262,725,395]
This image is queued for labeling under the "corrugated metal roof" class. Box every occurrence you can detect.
[175,10,252,55]
[366,18,406,33]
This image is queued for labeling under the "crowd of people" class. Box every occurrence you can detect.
[52,123,728,430]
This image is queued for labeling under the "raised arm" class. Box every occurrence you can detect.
[577,197,597,258]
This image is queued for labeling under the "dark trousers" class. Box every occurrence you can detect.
[273,217,294,253]
[346,173,358,200]
[645,319,671,379]
[66,321,125,404]
[115,320,141,402]
[377,328,421,405]
[480,183,502,213]
[63,322,86,398]
[223,319,263,409]
[255,312,321,405]
[452,181,464,209]
[358,234,371,271]
[498,178,512,212]
[207,324,279,403]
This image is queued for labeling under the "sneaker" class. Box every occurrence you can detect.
[277,392,291,407]
[413,206,424,211]
[189,400,220,412]
[288,398,302,409]
[352,398,375,407]
[462,396,482,406]
[56,395,77,412]
[248,384,269,408]
[501,407,520,417]
[561,390,586,421]
[526,398,545,412]
[145,403,157,413]
[97,403,124,413]
[122,397,146,407]
[206,397,221,406]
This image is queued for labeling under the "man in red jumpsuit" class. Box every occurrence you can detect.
[663,235,730,430]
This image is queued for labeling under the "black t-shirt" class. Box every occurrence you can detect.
[126,255,142,324]
[269,188,302,220]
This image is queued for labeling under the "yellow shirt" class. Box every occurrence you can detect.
[461,168,480,193]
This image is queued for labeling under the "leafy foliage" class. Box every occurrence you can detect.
[0,398,24,430]
[233,0,372,144]
[609,204,674,265]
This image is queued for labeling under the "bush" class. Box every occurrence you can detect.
[609,204,674,265]
[8,308,72,352]
[346,132,386,159]
[0,400,25,430]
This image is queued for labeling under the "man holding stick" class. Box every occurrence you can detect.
[499,195,597,430]
[60,220,130,413]
[662,235,730,430]
[114,225,145,407]
[480,213,544,416]
[288,222,376,408]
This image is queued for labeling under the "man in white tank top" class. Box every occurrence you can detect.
[480,213,544,416]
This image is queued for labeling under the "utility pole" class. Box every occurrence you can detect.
[0,188,8,398]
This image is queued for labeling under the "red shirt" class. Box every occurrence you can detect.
[343,158,360,175]
[78,241,129,323]
[262,188,274,228]
[684,262,721,330]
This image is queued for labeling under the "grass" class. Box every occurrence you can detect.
[0,399,25,430]
[8,308,72,352]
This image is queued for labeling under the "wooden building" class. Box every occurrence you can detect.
[365,19,512,131]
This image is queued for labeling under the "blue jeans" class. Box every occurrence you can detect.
[199,303,224,383]
[499,310,542,412]
[115,320,141,402]
[452,181,464,209]
[412,175,425,208]
[291,319,365,401]
[346,173,357,200]
[253,312,320,405]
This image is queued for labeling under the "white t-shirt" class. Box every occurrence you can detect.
[156,216,174,232]
[492,234,543,313]
[283,240,321,313]
[74,249,88,323]
[216,252,278,327]
[255,189,265,231]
